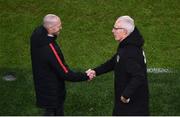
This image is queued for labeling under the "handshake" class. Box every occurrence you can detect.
[85,69,96,81]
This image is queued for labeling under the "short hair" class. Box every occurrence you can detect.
[117,16,135,35]
[43,14,60,29]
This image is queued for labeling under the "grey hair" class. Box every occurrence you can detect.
[117,16,135,35]
[43,14,60,29]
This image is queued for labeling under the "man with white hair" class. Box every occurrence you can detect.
[86,16,149,115]
[30,14,91,115]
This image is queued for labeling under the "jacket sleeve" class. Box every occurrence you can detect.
[122,58,146,98]
[46,43,89,82]
[93,54,116,76]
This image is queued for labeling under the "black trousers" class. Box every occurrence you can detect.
[112,108,149,116]
[43,104,64,116]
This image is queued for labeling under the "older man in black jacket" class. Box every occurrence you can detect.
[86,16,149,116]
[30,14,91,116]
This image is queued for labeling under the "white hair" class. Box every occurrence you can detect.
[117,16,135,35]
[43,14,60,29]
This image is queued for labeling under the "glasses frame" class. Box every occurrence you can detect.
[113,27,125,30]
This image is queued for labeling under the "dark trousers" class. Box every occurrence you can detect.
[112,107,149,116]
[43,104,64,116]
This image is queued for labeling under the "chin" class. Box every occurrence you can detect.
[115,37,119,41]
[54,32,60,36]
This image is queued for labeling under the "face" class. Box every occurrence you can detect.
[48,18,62,36]
[112,20,127,42]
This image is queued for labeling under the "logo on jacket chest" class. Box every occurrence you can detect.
[116,55,120,63]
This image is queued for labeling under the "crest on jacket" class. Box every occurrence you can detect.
[116,55,120,63]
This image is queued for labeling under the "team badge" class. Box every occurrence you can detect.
[117,55,120,63]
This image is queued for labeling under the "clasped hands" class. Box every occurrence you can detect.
[86,69,96,81]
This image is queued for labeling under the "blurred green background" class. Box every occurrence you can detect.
[0,0,180,115]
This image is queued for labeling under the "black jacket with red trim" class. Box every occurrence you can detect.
[93,27,149,115]
[30,25,89,108]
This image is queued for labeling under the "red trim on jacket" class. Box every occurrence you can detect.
[49,43,68,73]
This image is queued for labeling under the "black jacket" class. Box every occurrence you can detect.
[94,27,149,116]
[30,26,88,108]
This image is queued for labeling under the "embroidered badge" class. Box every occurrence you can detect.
[117,55,120,63]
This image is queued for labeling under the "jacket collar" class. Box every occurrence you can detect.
[118,27,144,49]
[34,25,57,47]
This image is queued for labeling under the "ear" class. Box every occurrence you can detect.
[124,29,128,34]
[123,29,128,36]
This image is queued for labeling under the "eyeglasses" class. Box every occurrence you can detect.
[113,27,124,30]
